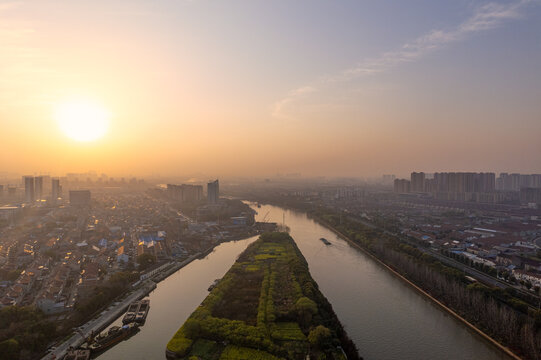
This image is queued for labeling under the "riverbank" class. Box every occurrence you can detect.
[41,280,157,360]
[312,215,523,360]
[42,233,260,360]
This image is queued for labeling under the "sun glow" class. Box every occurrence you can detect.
[54,99,110,142]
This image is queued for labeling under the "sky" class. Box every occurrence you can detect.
[0,0,540,178]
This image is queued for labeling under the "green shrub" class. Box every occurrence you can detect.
[166,326,193,356]
[219,345,283,360]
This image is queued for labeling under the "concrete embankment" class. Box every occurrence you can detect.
[42,281,156,360]
[43,255,202,360]
[44,236,256,360]
[315,217,523,360]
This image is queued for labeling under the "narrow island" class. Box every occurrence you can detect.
[166,232,361,360]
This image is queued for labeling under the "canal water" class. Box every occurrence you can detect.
[98,203,512,360]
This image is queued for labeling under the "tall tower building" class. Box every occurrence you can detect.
[52,178,60,203]
[207,179,219,204]
[23,176,34,203]
[510,173,521,191]
[410,172,425,192]
[34,176,43,201]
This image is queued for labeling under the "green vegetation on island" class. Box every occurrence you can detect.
[166,232,361,360]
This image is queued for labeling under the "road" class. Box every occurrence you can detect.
[42,281,156,360]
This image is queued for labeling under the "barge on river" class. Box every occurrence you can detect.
[122,301,140,324]
[320,237,332,245]
[87,323,139,355]
[123,299,150,324]
[135,299,150,323]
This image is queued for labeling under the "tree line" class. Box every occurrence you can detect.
[313,208,541,360]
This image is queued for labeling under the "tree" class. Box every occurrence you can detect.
[295,297,317,327]
[308,325,332,349]
[137,253,156,271]
[183,319,201,338]
[0,338,19,360]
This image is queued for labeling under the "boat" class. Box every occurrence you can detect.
[122,301,140,324]
[135,299,150,323]
[63,349,90,360]
[208,279,220,291]
[88,323,139,354]
[319,237,331,245]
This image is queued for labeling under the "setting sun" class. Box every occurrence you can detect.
[54,99,110,142]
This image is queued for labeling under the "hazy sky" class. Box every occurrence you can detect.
[1,0,540,178]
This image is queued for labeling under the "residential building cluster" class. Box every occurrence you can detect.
[394,172,541,206]
[0,176,267,318]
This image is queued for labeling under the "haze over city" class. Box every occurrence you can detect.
[1,0,540,177]
[4,2,541,360]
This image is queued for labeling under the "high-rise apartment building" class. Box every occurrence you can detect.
[397,171,497,203]
[23,176,34,203]
[51,178,60,203]
[182,184,203,202]
[167,184,203,203]
[478,172,495,193]
[496,173,541,191]
[393,179,410,193]
[520,188,541,205]
[410,172,425,192]
[430,172,495,194]
[207,179,219,204]
[34,176,43,201]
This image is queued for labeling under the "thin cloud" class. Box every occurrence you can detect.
[272,0,536,120]
[272,86,315,120]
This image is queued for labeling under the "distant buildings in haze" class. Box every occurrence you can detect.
[497,173,541,191]
[410,172,426,193]
[394,179,411,194]
[165,179,220,205]
[34,176,43,201]
[69,190,91,206]
[51,178,61,204]
[207,179,219,204]
[167,184,203,203]
[18,175,62,204]
[24,176,34,203]
[394,171,541,205]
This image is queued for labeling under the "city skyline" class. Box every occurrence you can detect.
[1,0,540,177]
[3,2,541,360]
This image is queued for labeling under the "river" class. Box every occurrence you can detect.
[97,203,512,360]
